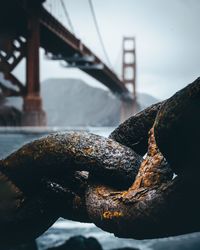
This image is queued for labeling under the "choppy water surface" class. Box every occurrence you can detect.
[0,127,200,250]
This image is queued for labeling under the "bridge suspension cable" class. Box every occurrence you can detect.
[114,46,123,77]
[88,0,113,69]
[60,0,75,34]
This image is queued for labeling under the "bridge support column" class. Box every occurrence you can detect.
[22,9,46,126]
[120,37,137,122]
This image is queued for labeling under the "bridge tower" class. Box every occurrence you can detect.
[22,2,46,126]
[0,0,46,126]
[121,37,137,122]
[122,37,136,98]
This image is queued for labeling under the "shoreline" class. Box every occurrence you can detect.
[0,126,115,135]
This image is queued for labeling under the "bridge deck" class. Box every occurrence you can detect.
[39,8,131,100]
[0,1,132,100]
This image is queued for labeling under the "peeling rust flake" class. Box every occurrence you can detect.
[103,211,123,220]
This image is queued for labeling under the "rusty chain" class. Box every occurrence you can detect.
[0,77,200,245]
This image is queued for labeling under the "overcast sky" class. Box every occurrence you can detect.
[14,0,200,100]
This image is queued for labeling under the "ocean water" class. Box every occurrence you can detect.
[0,127,200,250]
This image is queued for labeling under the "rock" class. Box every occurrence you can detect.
[0,92,21,126]
[0,105,21,126]
[0,241,38,250]
[111,248,139,250]
[47,235,102,250]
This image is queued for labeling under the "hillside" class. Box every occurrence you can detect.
[5,78,159,127]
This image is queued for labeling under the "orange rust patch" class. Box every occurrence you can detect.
[121,191,128,197]
[96,187,109,197]
[83,147,94,155]
[103,211,123,220]
[121,128,167,202]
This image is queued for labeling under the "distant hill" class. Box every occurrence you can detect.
[136,92,159,110]
[41,78,122,126]
[5,78,159,127]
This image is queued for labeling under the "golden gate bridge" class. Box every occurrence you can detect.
[0,0,136,125]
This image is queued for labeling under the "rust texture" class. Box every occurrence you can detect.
[0,78,200,244]
[85,128,175,239]
[1,132,142,190]
[154,77,200,174]
[0,132,141,244]
[109,102,163,155]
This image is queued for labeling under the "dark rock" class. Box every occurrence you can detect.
[111,248,139,250]
[0,93,5,105]
[0,241,38,250]
[47,236,102,250]
[0,105,21,126]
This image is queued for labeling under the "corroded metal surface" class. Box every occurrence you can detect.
[0,132,141,244]
[154,77,200,174]
[1,78,200,244]
[86,129,176,239]
[109,102,163,155]
[1,132,142,190]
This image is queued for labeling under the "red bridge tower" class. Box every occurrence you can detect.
[121,37,137,122]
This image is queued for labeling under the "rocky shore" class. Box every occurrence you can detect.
[1,236,139,250]
[0,94,21,126]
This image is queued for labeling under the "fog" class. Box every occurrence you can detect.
[14,0,200,100]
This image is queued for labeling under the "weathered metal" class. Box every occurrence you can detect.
[1,132,141,190]
[0,78,200,244]
[154,77,200,174]
[86,129,175,239]
[109,102,163,155]
[0,132,141,244]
